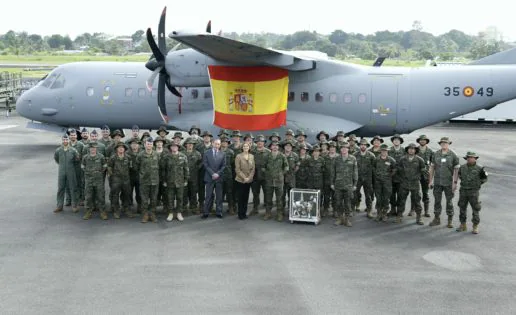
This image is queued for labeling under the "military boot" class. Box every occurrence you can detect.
[141,213,149,223]
[456,223,467,232]
[228,205,235,216]
[150,212,158,223]
[113,208,120,219]
[125,209,135,218]
[429,216,440,226]
[54,207,63,213]
[374,210,382,222]
[334,216,343,225]
[395,216,402,224]
[424,203,430,217]
[343,216,352,227]
[250,206,259,216]
[416,213,424,225]
[99,211,108,220]
[263,210,272,221]
[72,207,79,213]
[447,216,453,228]
[472,224,479,234]
[276,211,284,222]
[82,210,93,220]
[381,210,388,222]
[366,208,373,219]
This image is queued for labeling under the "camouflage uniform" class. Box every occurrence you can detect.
[416,135,433,217]
[183,138,203,212]
[456,152,488,234]
[195,131,213,211]
[107,142,133,218]
[282,141,299,213]
[156,126,172,147]
[161,145,189,217]
[82,143,108,220]
[373,145,396,222]
[136,141,160,223]
[397,144,427,224]
[127,139,142,212]
[279,129,297,153]
[54,136,80,212]
[354,139,376,216]
[154,136,168,212]
[347,134,359,156]
[332,148,358,226]
[104,129,125,212]
[309,146,325,209]
[429,137,459,227]
[368,135,383,210]
[294,130,312,154]
[251,136,271,213]
[220,136,236,215]
[263,142,289,220]
[323,142,338,216]
[296,145,312,189]
[388,135,405,215]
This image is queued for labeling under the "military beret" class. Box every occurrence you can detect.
[81,128,88,133]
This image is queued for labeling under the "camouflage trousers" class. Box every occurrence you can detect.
[420,176,430,205]
[167,185,184,214]
[140,184,159,214]
[183,179,198,209]
[458,189,481,224]
[433,184,454,216]
[110,178,131,213]
[265,185,284,213]
[323,184,336,211]
[374,179,392,211]
[252,179,266,208]
[334,188,353,217]
[282,182,295,210]
[354,178,373,210]
[398,187,422,216]
[57,171,78,208]
[389,181,401,210]
[84,179,105,211]
[223,177,235,210]
[129,175,141,207]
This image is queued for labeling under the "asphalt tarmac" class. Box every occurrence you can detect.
[1,115,515,314]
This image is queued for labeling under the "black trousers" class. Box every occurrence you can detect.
[236,181,251,218]
[204,180,223,215]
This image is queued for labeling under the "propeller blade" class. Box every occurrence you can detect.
[158,6,167,53]
[165,79,182,98]
[158,73,168,123]
[146,67,161,91]
[146,28,164,61]
[206,20,212,33]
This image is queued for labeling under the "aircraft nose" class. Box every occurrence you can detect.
[15,90,30,118]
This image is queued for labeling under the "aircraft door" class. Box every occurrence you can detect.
[370,75,398,129]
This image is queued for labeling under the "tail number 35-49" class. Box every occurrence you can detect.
[444,86,494,97]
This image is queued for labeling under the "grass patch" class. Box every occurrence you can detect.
[0,54,150,64]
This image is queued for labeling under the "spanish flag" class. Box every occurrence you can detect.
[208,65,289,131]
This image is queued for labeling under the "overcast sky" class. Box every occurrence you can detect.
[1,0,514,41]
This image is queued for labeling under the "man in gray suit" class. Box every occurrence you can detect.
[202,139,226,218]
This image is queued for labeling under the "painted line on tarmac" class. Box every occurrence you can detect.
[0,125,18,130]
[488,172,516,178]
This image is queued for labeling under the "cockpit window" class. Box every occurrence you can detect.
[50,74,65,89]
[40,73,58,88]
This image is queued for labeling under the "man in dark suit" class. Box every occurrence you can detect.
[202,139,226,218]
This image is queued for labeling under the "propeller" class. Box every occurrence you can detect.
[145,6,182,124]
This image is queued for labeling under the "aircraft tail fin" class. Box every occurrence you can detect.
[468,47,516,65]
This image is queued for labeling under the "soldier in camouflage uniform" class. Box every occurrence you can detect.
[416,135,433,217]
[162,142,189,222]
[387,134,405,216]
[396,143,427,224]
[125,125,140,146]
[156,126,171,147]
[269,132,281,143]
[107,142,134,219]
[82,142,108,220]
[315,131,330,146]
[105,129,124,212]
[309,145,324,209]
[154,136,168,213]
[263,141,289,221]
[280,129,297,152]
[188,125,203,147]
[347,134,359,155]
[296,144,312,189]
[80,128,89,145]
[183,137,203,214]
[368,135,383,158]
[220,135,236,215]
[282,140,299,213]
[320,140,329,157]
[81,130,106,157]
[99,124,113,148]
[127,138,142,213]
[428,137,459,228]
[373,144,396,222]
[354,138,375,217]
[54,134,80,213]
[323,141,338,217]
[294,130,312,153]
[456,151,488,234]
[333,131,346,151]
[171,132,185,152]
[331,142,358,227]
[140,131,151,144]
[196,131,213,212]
[65,129,84,207]
[136,137,160,223]
[251,135,270,214]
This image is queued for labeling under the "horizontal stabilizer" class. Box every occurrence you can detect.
[373,57,386,67]
[469,47,516,65]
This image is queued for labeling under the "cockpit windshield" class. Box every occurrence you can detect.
[50,73,65,89]
[40,73,58,88]
[39,72,65,89]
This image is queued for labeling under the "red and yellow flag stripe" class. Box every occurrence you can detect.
[208,65,289,131]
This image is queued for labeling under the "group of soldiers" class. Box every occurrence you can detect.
[53,125,488,233]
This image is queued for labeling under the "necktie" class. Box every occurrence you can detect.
[213,149,217,158]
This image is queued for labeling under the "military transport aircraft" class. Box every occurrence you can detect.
[15,6,516,139]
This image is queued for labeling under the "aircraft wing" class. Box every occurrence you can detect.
[169,33,316,71]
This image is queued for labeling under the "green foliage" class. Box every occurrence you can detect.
[0,26,510,61]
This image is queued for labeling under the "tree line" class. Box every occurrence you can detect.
[0,22,510,60]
